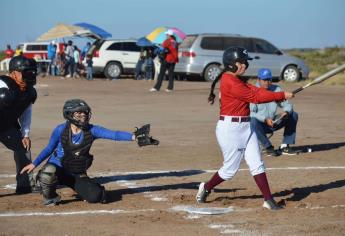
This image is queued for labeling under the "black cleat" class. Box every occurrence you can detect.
[265,146,280,157]
[280,146,298,156]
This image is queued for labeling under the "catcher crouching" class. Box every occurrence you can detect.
[21,99,159,205]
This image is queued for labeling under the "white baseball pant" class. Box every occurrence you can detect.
[216,116,265,180]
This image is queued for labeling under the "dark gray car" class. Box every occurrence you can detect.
[175,34,309,82]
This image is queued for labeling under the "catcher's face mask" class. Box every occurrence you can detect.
[72,111,92,128]
[22,69,37,86]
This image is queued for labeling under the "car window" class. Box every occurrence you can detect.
[200,37,223,50]
[122,42,141,52]
[253,38,280,54]
[180,35,197,49]
[107,42,122,51]
[223,37,254,52]
[26,45,48,51]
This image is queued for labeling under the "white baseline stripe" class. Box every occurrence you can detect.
[1,166,345,178]
[1,205,345,218]
[0,209,155,217]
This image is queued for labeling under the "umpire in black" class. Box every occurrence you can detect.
[0,56,39,194]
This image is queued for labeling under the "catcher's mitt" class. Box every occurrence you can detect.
[134,124,159,147]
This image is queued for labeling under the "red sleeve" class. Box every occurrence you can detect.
[231,81,285,104]
[162,39,170,48]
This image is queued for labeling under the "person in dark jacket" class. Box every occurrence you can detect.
[0,56,40,194]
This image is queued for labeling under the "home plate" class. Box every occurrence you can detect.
[172,205,234,215]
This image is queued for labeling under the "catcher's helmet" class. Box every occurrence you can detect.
[9,56,38,85]
[63,99,91,129]
[223,47,252,72]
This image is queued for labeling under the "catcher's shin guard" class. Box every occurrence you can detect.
[38,164,59,199]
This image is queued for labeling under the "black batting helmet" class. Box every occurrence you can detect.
[63,99,91,129]
[223,47,253,72]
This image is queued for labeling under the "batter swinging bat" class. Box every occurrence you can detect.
[292,63,345,94]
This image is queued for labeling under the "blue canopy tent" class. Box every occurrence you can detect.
[74,23,112,39]
[136,37,154,47]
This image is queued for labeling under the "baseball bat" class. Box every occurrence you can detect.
[292,63,345,94]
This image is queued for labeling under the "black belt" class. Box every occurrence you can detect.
[219,116,251,122]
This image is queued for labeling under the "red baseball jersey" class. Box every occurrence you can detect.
[219,73,285,116]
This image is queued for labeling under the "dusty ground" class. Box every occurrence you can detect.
[0,76,344,236]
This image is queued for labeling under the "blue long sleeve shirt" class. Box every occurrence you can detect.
[250,83,293,122]
[33,123,133,167]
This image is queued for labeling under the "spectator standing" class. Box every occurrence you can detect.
[64,40,74,78]
[0,45,15,71]
[145,47,155,80]
[47,41,57,76]
[150,30,179,92]
[86,55,93,80]
[135,49,145,80]
[73,46,80,78]
[14,45,23,56]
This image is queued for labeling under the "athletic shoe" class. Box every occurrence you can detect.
[149,88,158,92]
[165,89,173,93]
[43,195,61,206]
[263,199,283,210]
[280,146,297,155]
[265,146,280,157]
[196,182,210,203]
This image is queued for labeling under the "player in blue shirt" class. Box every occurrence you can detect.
[21,99,158,205]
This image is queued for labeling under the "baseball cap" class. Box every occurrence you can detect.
[165,29,174,36]
[258,68,273,80]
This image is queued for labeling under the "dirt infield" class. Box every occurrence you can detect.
[1,76,345,236]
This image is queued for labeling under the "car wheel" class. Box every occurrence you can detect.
[204,64,221,82]
[104,62,122,79]
[282,65,300,82]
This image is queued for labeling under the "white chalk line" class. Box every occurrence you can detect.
[1,166,345,178]
[0,208,155,217]
[208,224,242,234]
[35,84,49,88]
[1,203,344,217]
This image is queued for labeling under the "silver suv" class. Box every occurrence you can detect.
[86,39,140,79]
[175,34,309,82]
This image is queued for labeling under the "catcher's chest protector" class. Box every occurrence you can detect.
[61,123,94,174]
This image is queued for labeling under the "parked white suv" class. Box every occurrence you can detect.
[86,39,141,79]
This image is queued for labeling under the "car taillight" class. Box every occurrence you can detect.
[181,51,196,57]
[93,50,99,57]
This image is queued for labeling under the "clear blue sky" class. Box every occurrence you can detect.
[1,0,344,49]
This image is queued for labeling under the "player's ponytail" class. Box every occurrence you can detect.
[208,69,225,105]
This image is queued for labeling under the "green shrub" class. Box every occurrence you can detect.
[0,51,5,61]
[285,47,345,77]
